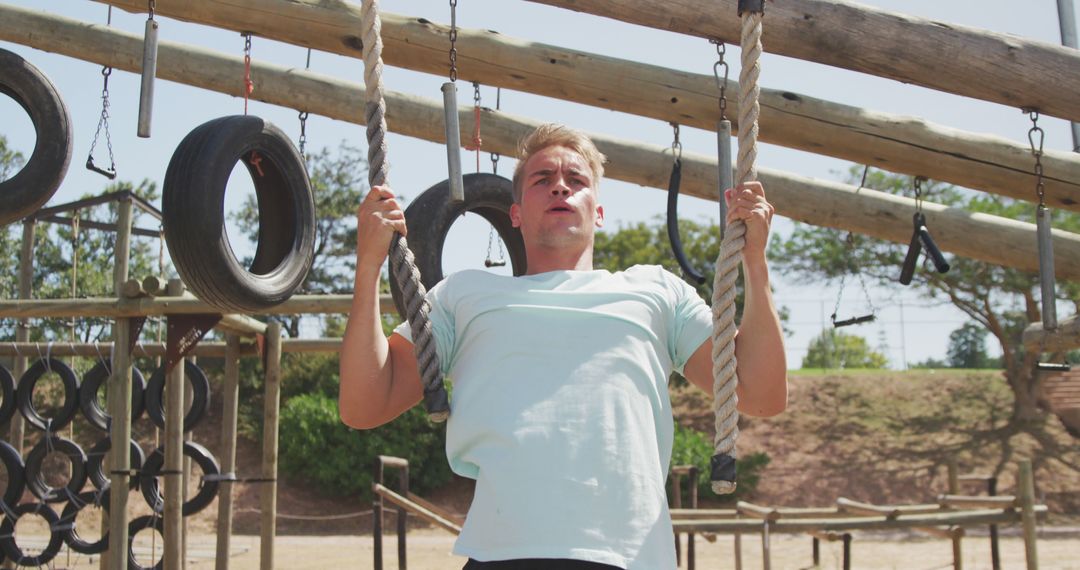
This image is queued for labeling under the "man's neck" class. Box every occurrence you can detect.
[523,245,594,275]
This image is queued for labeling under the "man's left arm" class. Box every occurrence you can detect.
[685,181,788,417]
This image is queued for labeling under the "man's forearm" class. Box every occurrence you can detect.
[735,256,788,416]
[339,263,394,426]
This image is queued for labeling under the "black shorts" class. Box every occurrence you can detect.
[463,559,622,570]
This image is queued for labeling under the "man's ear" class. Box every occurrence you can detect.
[510,203,522,228]
[595,204,604,228]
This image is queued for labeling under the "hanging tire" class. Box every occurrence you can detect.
[0,48,72,227]
[127,514,164,570]
[144,360,210,432]
[59,488,111,555]
[389,173,527,318]
[16,357,80,432]
[0,364,16,425]
[163,115,316,312]
[79,359,147,431]
[86,437,145,492]
[24,435,88,504]
[139,441,220,516]
[0,502,65,567]
[0,439,25,509]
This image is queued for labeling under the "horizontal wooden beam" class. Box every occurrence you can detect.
[524,0,1080,123]
[1024,315,1080,351]
[0,338,346,358]
[672,506,1047,534]
[0,294,394,320]
[372,483,462,535]
[84,0,1080,212]
[7,5,1080,280]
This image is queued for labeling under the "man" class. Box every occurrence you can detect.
[340,124,787,569]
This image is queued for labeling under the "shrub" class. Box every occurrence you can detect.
[278,393,452,500]
[669,422,770,504]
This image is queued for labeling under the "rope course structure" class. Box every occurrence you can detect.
[2,1,1080,569]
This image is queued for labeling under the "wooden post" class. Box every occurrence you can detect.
[1018,460,1039,569]
[9,220,34,454]
[947,461,963,570]
[215,334,241,570]
[71,0,1080,213]
[5,6,1080,278]
[164,279,185,570]
[107,198,134,570]
[259,321,283,570]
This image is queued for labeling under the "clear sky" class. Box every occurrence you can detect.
[1,0,1076,368]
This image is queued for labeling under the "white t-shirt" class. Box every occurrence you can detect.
[394,265,713,569]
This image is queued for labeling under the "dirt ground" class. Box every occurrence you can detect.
[9,525,1080,569]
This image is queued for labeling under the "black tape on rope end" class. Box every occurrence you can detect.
[710,452,737,493]
[424,387,450,423]
[738,0,766,15]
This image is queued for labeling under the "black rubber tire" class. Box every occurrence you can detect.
[139,441,220,516]
[79,359,147,431]
[0,364,16,425]
[16,357,80,432]
[0,48,72,227]
[59,488,111,555]
[162,115,316,312]
[127,515,164,570]
[144,360,210,432]
[389,173,527,318]
[24,435,88,504]
[86,437,145,492]
[0,439,25,509]
[0,502,64,567]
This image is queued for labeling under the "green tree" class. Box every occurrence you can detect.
[232,142,368,337]
[947,321,996,369]
[769,165,1080,460]
[802,328,888,369]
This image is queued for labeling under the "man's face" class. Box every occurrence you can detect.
[510,145,604,250]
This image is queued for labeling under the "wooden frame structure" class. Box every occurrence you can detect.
[0,1,1075,569]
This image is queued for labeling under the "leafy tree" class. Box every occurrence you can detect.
[232,142,367,337]
[802,328,888,369]
[947,321,997,369]
[770,165,1080,461]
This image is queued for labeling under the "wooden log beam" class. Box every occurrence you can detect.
[938,495,1019,510]
[836,497,901,519]
[1023,315,1080,351]
[81,0,1080,212]
[523,0,1080,123]
[7,5,1080,280]
[672,506,1047,534]
[0,294,393,319]
[373,483,463,535]
[0,339,346,358]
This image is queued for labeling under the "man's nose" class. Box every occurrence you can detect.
[550,179,570,196]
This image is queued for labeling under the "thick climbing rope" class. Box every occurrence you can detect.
[710,3,764,495]
[360,0,450,421]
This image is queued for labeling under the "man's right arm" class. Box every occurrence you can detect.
[339,186,423,429]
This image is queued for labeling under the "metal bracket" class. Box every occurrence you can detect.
[165,314,221,373]
[738,0,766,16]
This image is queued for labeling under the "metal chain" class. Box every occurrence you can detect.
[1028,110,1047,207]
[913,176,925,213]
[711,39,730,120]
[148,0,155,20]
[298,111,309,158]
[243,33,253,114]
[472,81,482,172]
[448,0,458,82]
[671,122,683,161]
[490,87,501,174]
[87,65,116,176]
[831,233,876,322]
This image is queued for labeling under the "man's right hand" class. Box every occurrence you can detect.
[356,185,407,269]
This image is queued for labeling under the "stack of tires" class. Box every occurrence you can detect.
[0,359,220,569]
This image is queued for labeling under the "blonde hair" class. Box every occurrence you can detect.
[511,124,606,203]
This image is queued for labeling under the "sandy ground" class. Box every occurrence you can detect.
[9,526,1079,569]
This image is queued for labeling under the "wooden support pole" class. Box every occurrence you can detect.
[373,484,463,535]
[5,5,1080,278]
[522,0,1080,123]
[74,0,1080,213]
[8,221,35,455]
[215,334,241,570]
[1018,460,1039,569]
[164,283,186,570]
[259,321,283,570]
[948,461,964,570]
[107,198,134,570]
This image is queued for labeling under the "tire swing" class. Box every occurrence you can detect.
[144,360,210,431]
[0,48,73,227]
[162,115,316,312]
[388,173,527,318]
[139,441,220,516]
[79,358,147,431]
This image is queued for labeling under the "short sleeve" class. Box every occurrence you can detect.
[666,271,713,374]
[392,277,456,377]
